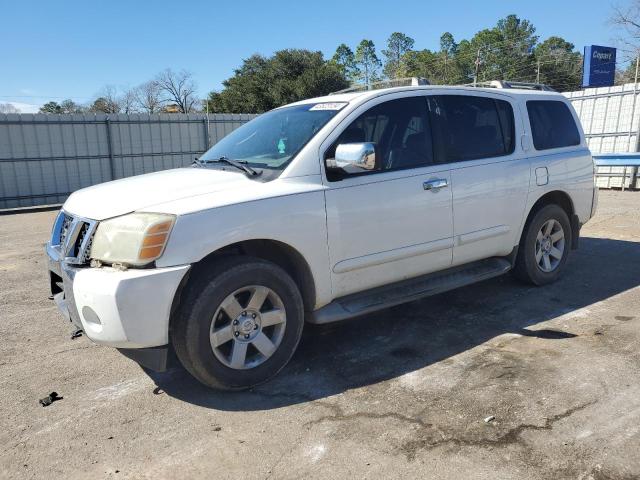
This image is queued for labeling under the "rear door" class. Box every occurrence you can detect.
[428,92,531,266]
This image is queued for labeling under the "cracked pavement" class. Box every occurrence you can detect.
[1,190,640,479]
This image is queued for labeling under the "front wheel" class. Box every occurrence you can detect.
[513,204,572,286]
[172,257,304,390]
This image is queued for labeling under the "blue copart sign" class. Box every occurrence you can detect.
[582,45,616,88]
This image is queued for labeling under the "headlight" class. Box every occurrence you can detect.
[90,213,175,266]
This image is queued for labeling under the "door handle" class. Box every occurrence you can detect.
[423,179,448,191]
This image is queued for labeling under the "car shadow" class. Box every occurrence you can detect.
[145,236,640,410]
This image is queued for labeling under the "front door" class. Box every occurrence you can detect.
[322,95,454,299]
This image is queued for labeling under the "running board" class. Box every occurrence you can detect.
[309,257,512,324]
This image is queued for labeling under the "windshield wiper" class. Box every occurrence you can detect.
[209,156,261,177]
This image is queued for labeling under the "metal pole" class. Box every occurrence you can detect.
[474,48,481,87]
[105,117,116,181]
[536,59,540,84]
[628,53,640,152]
[205,100,211,149]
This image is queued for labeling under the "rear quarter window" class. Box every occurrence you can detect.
[527,100,581,150]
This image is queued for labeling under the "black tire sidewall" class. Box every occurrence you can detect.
[520,205,572,285]
[175,258,304,390]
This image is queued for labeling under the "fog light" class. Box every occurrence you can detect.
[82,306,102,325]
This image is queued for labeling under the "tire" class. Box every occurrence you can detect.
[513,204,572,286]
[172,256,304,390]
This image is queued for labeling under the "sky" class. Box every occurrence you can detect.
[0,0,625,112]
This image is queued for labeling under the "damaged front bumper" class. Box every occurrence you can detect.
[45,241,190,371]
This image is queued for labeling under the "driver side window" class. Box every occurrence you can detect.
[325,96,434,180]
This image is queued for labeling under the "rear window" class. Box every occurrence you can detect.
[430,95,515,163]
[527,100,580,150]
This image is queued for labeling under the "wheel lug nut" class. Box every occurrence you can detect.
[234,331,239,337]
[233,319,238,325]
[252,313,256,319]
[254,324,258,330]
[242,311,247,316]
[244,334,250,339]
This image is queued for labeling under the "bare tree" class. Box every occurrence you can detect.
[90,85,121,113]
[611,1,640,58]
[0,103,20,113]
[119,87,138,114]
[156,69,199,113]
[133,80,164,113]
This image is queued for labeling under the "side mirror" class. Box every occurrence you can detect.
[327,142,378,173]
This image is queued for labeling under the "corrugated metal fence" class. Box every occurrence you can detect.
[564,83,640,190]
[564,83,640,154]
[0,113,255,210]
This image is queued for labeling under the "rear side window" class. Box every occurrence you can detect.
[527,100,580,150]
[429,95,515,163]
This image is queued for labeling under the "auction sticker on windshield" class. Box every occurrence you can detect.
[309,102,347,111]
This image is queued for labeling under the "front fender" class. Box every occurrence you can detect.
[156,191,332,308]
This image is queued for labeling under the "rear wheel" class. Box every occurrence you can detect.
[172,257,304,390]
[513,204,572,286]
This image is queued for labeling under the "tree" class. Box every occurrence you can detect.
[206,49,349,113]
[382,32,414,79]
[331,43,359,81]
[208,54,272,113]
[403,34,466,85]
[534,37,583,91]
[40,101,63,114]
[156,69,199,113]
[89,86,121,113]
[403,49,440,82]
[134,81,164,113]
[439,32,460,83]
[611,0,640,52]
[616,60,639,85]
[119,88,137,114]
[59,99,85,114]
[456,15,538,84]
[0,103,20,113]
[354,39,382,86]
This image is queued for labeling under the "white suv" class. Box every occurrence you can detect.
[46,85,598,390]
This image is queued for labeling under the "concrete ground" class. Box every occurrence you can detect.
[1,190,639,480]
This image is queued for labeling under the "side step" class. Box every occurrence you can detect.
[309,257,512,324]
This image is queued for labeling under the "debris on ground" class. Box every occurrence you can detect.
[70,329,83,339]
[39,392,62,407]
[484,415,496,423]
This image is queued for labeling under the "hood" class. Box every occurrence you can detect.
[63,167,252,220]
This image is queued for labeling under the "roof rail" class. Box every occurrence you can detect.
[465,80,556,92]
[330,77,430,95]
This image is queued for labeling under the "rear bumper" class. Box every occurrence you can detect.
[46,242,190,351]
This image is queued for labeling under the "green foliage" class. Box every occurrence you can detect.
[206,14,590,113]
[39,101,63,114]
[206,49,349,113]
[354,40,382,86]
[404,33,467,84]
[534,37,583,91]
[382,32,415,79]
[331,43,359,81]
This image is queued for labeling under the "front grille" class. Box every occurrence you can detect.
[51,211,98,265]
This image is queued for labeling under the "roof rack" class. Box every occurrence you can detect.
[330,77,429,95]
[465,80,556,92]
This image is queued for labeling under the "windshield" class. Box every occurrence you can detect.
[200,102,347,171]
